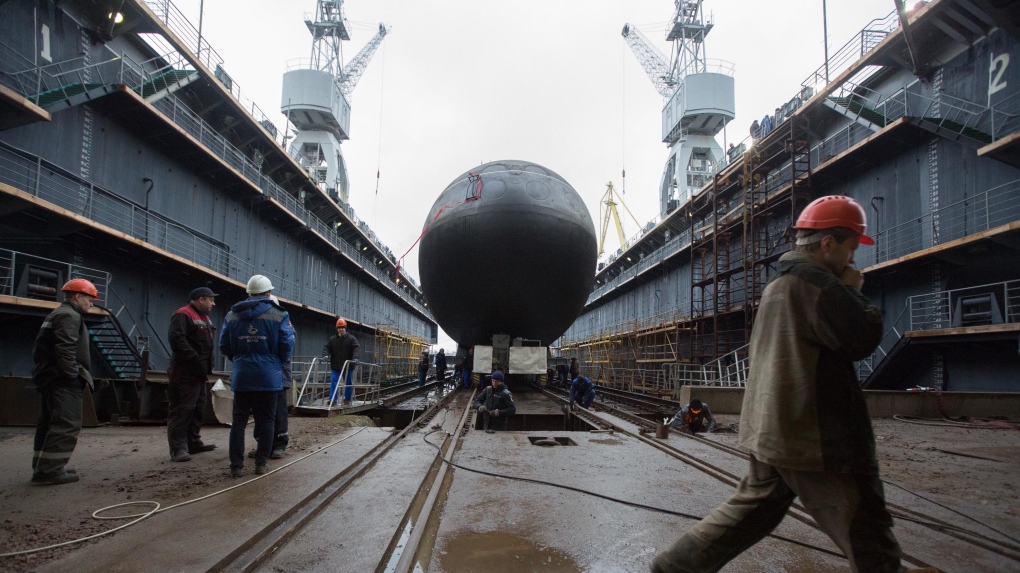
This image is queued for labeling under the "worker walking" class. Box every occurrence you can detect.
[473,370,515,432]
[30,279,99,485]
[435,348,447,384]
[651,196,905,572]
[669,398,716,435]
[569,374,596,410]
[220,275,294,478]
[166,286,219,463]
[323,318,360,404]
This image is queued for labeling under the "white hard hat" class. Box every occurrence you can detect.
[246,274,274,294]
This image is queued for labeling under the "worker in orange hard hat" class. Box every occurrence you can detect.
[30,279,100,486]
[322,317,360,405]
[652,196,906,572]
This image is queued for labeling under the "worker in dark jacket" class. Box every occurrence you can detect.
[652,196,904,573]
[323,317,360,404]
[461,347,474,389]
[220,275,294,478]
[435,348,447,383]
[417,350,429,387]
[473,370,516,432]
[670,398,717,435]
[569,357,580,381]
[166,286,218,462]
[31,279,99,485]
[569,375,596,410]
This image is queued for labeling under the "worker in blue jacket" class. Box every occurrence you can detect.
[219,275,294,478]
[569,375,596,410]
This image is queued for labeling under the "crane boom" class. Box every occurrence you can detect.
[337,23,388,97]
[621,23,676,98]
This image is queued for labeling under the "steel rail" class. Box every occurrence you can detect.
[213,389,460,573]
[389,389,477,572]
[381,379,444,407]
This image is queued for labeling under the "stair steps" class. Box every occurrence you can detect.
[908,116,993,146]
[87,319,143,379]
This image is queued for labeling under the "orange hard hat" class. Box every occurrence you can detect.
[793,196,874,245]
[336,318,347,328]
[61,278,99,299]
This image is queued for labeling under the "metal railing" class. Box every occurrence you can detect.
[0,248,111,302]
[142,0,282,146]
[907,279,1020,332]
[294,357,382,410]
[857,178,1020,268]
[0,142,431,337]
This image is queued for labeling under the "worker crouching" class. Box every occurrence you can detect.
[669,398,716,435]
[473,370,516,432]
[569,375,595,410]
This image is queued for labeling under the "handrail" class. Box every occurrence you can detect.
[92,303,150,374]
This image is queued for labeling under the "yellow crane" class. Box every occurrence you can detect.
[598,182,642,258]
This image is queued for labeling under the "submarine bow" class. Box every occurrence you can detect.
[419,160,597,347]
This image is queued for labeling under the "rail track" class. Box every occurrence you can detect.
[542,385,1020,565]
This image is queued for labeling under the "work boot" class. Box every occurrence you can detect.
[230,467,243,479]
[171,450,192,462]
[31,471,80,486]
[270,449,285,459]
[650,535,717,573]
[255,464,269,475]
[189,442,216,454]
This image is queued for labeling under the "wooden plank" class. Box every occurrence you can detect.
[0,84,51,122]
[905,322,1020,338]
[0,294,108,315]
[977,131,1020,157]
[864,221,1020,273]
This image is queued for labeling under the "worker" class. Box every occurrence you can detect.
[417,350,429,387]
[473,370,516,432]
[569,357,579,381]
[435,348,447,384]
[569,374,596,410]
[30,279,99,485]
[323,317,360,404]
[651,196,906,572]
[166,286,219,463]
[669,398,717,435]
[249,295,292,460]
[220,275,294,478]
[461,347,474,389]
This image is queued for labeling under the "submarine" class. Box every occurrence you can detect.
[418,160,598,347]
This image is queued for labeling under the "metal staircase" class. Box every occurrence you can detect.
[86,310,145,379]
[906,116,993,146]
[824,96,889,131]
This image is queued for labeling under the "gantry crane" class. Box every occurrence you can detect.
[282,0,388,205]
[598,182,643,258]
[622,0,734,215]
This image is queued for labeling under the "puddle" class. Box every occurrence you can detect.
[436,530,578,572]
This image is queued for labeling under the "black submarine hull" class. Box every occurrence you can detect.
[419,161,597,347]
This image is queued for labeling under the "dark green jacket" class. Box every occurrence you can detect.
[33,302,93,390]
[739,251,882,474]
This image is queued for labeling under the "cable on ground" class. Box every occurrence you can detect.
[0,427,368,558]
[420,431,846,560]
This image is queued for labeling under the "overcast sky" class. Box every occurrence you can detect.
[172,0,897,351]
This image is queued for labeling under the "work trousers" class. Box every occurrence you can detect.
[330,369,353,403]
[166,375,208,455]
[462,369,472,389]
[479,411,508,431]
[418,369,427,387]
[654,456,903,573]
[33,385,83,478]
[272,388,289,451]
[575,390,595,409]
[229,391,276,469]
